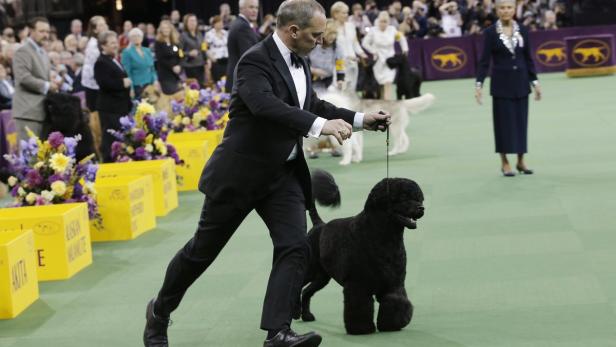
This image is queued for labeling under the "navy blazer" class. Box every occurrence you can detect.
[476,24,538,98]
[199,35,356,208]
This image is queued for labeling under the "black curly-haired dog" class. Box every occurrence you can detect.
[296,170,425,335]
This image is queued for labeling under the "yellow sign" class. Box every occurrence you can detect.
[171,140,210,191]
[91,175,156,241]
[0,203,93,281]
[431,46,467,72]
[0,229,39,319]
[572,39,611,67]
[167,129,223,158]
[97,159,178,217]
[536,40,567,67]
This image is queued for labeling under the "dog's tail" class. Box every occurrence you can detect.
[309,169,341,226]
[401,93,436,114]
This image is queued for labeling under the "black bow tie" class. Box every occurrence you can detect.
[290,52,303,68]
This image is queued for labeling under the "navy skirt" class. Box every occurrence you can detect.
[492,96,529,154]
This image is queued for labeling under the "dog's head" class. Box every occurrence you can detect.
[364,178,425,230]
[141,85,161,104]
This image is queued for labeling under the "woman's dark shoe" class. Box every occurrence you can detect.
[501,169,516,177]
[516,165,534,175]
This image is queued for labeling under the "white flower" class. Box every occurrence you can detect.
[51,181,67,196]
[25,192,37,204]
[84,182,97,195]
[18,187,26,196]
[145,144,154,152]
[7,176,18,187]
[41,190,55,202]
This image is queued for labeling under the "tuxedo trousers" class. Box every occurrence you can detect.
[155,160,309,330]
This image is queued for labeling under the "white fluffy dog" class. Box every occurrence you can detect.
[318,89,436,164]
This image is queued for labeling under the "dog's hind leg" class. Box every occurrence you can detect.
[343,284,376,335]
[300,272,331,322]
[376,287,413,332]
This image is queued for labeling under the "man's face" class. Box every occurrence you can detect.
[241,0,259,22]
[293,12,326,56]
[31,21,50,46]
[3,28,14,42]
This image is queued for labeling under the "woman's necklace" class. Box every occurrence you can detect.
[496,19,520,55]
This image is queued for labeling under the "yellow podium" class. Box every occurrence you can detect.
[0,229,39,319]
[172,140,210,191]
[91,175,157,241]
[97,159,178,217]
[0,203,93,281]
[167,129,223,158]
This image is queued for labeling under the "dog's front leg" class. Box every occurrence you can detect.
[343,284,376,335]
[376,287,413,332]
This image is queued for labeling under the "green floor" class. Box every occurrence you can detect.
[2,73,616,346]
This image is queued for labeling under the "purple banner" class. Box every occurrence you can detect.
[407,24,616,81]
[421,36,476,80]
[565,34,616,72]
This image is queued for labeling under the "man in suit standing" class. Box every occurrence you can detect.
[225,0,261,92]
[143,1,390,346]
[12,17,58,140]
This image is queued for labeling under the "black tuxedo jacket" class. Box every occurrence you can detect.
[200,35,357,208]
[93,54,131,115]
[225,16,261,91]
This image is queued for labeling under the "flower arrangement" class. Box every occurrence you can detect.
[3,129,101,224]
[109,101,183,165]
[169,79,230,132]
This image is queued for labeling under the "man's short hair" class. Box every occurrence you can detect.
[276,0,326,29]
[28,17,49,30]
[98,31,117,48]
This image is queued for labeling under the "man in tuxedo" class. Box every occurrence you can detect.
[225,0,261,92]
[11,17,58,140]
[143,1,390,346]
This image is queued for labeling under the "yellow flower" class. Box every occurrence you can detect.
[51,181,67,196]
[7,176,17,187]
[18,187,26,196]
[37,142,51,161]
[216,112,230,127]
[136,101,156,117]
[154,139,167,155]
[184,89,199,107]
[145,144,154,152]
[41,190,55,202]
[127,146,135,154]
[49,153,71,173]
[33,161,45,169]
[145,134,154,145]
[172,115,182,126]
[25,192,37,204]
[182,117,191,125]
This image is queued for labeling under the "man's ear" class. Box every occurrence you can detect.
[289,24,300,39]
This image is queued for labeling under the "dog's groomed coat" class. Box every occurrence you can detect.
[296,170,425,335]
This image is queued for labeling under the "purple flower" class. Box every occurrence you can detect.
[48,132,65,148]
[63,136,80,156]
[84,164,98,182]
[120,116,134,130]
[10,185,19,197]
[134,147,146,159]
[25,169,43,186]
[134,129,147,142]
[73,183,83,198]
[171,101,182,115]
[189,81,200,90]
[48,173,64,183]
[111,142,123,157]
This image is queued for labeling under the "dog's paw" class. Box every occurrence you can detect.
[301,312,316,322]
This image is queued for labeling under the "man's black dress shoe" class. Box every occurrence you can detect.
[143,299,171,347]
[263,328,322,347]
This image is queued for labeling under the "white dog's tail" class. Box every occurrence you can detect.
[401,93,436,114]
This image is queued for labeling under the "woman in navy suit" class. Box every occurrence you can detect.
[475,0,542,177]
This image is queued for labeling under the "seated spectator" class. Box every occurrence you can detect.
[543,10,558,30]
[439,1,462,37]
[2,27,15,43]
[0,62,14,110]
[64,34,79,53]
[72,52,85,93]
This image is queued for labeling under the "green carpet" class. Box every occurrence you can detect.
[2,73,616,346]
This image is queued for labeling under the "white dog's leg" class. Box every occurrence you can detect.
[351,132,363,163]
[388,108,404,156]
[397,109,410,154]
[339,138,352,165]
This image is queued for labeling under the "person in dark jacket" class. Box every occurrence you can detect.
[154,20,182,95]
[180,14,207,87]
[94,31,132,162]
[225,0,261,92]
[475,0,542,177]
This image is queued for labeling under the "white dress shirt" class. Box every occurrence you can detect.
[272,32,364,160]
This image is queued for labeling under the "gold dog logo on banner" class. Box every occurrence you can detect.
[536,41,567,67]
[572,39,611,67]
[431,46,467,72]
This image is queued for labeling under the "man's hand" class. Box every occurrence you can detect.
[475,87,482,105]
[123,78,132,88]
[534,84,542,101]
[172,65,181,75]
[363,111,391,131]
[321,119,353,145]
